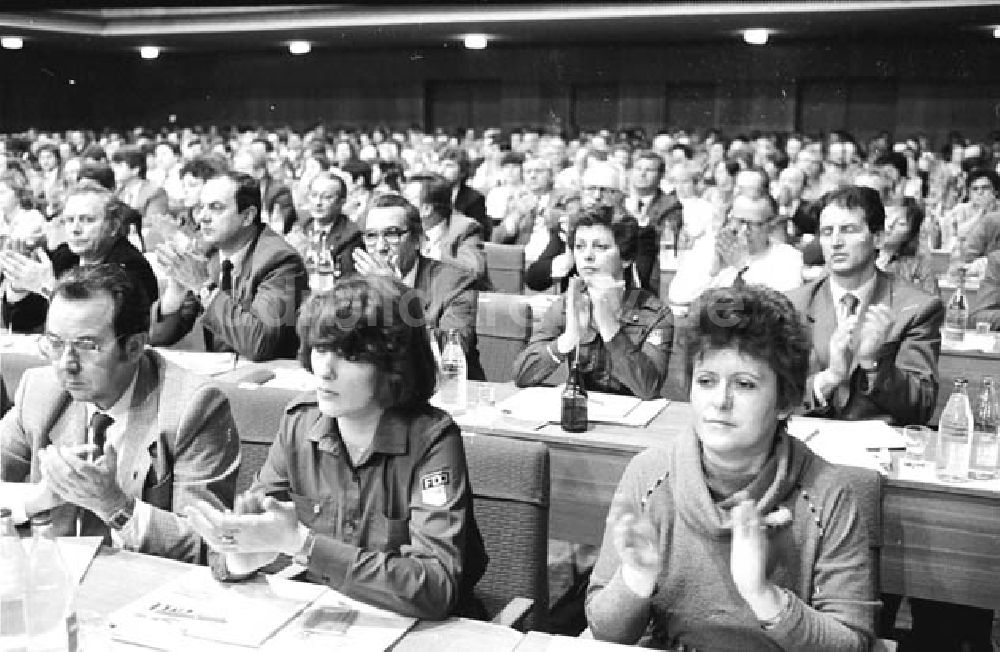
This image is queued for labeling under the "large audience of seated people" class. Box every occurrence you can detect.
[1,121,998,651]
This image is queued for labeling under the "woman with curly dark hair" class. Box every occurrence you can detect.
[586,285,877,651]
[187,274,487,620]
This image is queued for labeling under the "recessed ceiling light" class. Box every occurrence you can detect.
[993,26,1000,39]
[289,41,311,55]
[743,28,769,46]
[140,46,159,59]
[464,34,488,50]
[1,36,23,50]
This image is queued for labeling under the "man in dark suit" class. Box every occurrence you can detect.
[627,151,683,296]
[353,193,485,380]
[0,185,159,333]
[404,172,485,283]
[0,265,239,564]
[439,147,490,240]
[150,171,307,361]
[299,171,363,281]
[788,185,943,426]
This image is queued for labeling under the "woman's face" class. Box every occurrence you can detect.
[573,224,623,283]
[691,347,784,462]
[311,348,381,420]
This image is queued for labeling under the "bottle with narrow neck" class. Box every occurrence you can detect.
[561,357,588,433]
[937,378,973,482]
[971,376,1000,480]
[1,508,29,652]
[943,267,968,343]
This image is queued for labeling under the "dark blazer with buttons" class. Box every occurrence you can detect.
[0,349,239,564]
[149,224,307,361]
[453,183,490,241]
[787,271,944,426]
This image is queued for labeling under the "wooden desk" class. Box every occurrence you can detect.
[514,631,634,651]
[459,384,1000,610]
[80,548,524,652]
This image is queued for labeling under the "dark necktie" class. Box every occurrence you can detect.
[220,259,234,293]
[834,293,860,409]
[79,411,115,537]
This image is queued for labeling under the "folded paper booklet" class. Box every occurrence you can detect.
[496,386,668,427]
[110,567,326,650]
[155,348,240,376]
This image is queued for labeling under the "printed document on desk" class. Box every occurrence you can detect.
[155,349,241,376]
[496,386,668,427]
[110,566,325,650]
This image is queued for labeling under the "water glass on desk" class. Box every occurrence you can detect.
[899,425,936,479]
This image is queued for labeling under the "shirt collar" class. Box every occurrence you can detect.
[306,409,409,456]
[86,367,140,444]
[221,237,254,278]
[828,271,877,313]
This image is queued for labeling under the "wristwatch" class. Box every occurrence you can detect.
[107,497,135,531]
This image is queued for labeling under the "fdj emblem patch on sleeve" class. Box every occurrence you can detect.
[420,470,451,507]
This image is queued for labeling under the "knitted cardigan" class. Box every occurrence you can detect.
[586,426,877,651]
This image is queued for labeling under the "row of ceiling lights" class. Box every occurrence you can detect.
[10,25,996,54]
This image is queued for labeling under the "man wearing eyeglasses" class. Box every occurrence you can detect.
[353,193,485,380]
[150,171,307,361]
[668,194,804,308]
[0,265,239,563]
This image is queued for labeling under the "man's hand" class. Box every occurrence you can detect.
[0,248,55,295]
[156,242,210,293]
[827,313,858,383]
[857,304,893,366]
[352,248,399,278]
[37,444,128,522]
[185,496,304,556]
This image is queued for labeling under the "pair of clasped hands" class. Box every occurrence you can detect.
[555,275,625,356]
[610,498,794,625]
[185,492,307,575]
[818,302,894,395]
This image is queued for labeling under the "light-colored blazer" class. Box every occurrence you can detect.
[787,271,944,425]
[0,349,239,563]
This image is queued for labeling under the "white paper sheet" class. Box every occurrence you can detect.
[496,386,646,426]
[17,536,102,586]
[786,416,905,472]
[110,567,325,650]
[155,349,240,376]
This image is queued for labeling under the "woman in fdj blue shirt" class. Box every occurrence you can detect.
[186,274,487,620]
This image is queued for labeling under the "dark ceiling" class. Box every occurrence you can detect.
[1,2,1000,53]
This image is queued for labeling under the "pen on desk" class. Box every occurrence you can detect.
[801,428,821,443]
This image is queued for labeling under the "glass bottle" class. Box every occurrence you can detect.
[943,267,968,343]
[560,358,588,433]
[26,514,77,652]
[313,232,335,292]
[659,224,677,271]
[0,508,29,652]
[438,329,468,412]
[971,376,1000,480]
[936,378,974,482]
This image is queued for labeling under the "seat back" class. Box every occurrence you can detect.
[484,243,525,294]
[463,434,550,632]
[476,293,532,382]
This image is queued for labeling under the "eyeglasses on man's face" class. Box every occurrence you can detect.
[39,333,126,360]
[731,217,771,231]
[969,183,995,193]
[362,227,409,246]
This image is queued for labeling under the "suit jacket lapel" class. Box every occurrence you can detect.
[808,278,837,373]
[115,354,160,498]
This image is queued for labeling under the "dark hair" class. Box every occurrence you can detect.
[297,275,437,410]
[406,173,452,217]
[500,151,525,167]
[78,162,116,191]
[822,185,886,234]
[967,168,1000,193]
[342,159,372,189]
[567,204,639,263]
[874,152,908,180]
[81,143,107,163]
[52,263,151,342]
[365,192,423,237]
[211,171,261,224]
[112,145,147,179]
[684,285,810,414]
[633,150,665,176]
[180,154,228,181]
[438,146,470,178]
